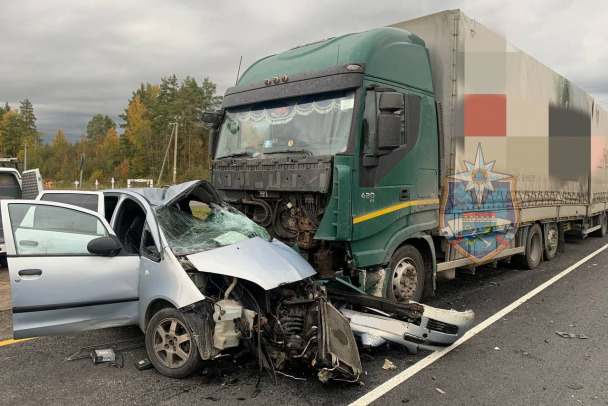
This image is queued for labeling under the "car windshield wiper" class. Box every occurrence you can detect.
[263,148,313,156]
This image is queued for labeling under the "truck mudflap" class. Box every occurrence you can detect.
[339,305,474,354]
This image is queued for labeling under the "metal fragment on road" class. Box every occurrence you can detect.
[555,331,589,339]
[435,388,446,395]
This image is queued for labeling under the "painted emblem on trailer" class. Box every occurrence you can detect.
[440,144,519,263]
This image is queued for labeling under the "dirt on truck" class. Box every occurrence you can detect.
[203,9,608,303]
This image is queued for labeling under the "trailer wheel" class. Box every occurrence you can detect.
[544,223,558,261]
[145,308,203,378]
[388,245,425,302]
[521,224,543,270]
[591,213,607,238]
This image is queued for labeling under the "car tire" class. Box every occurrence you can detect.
[543,222,558,261]
[590,212,607,238]
[387,245,425,303]
[145,307,203,378]
[520,224,543,270]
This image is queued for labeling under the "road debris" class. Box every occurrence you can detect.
[382,359,397,371]
[435,388,446,395]
[555,331,588,339]
[494,347,500,350]
[567,383,583,390]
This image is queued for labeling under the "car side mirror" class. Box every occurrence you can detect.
[88,236,122,257]
[377,92,403,151]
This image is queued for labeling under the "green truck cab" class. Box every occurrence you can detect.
[205,28,438,301]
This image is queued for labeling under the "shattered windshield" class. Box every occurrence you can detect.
[215,90,355,158]
[155,205,271,255]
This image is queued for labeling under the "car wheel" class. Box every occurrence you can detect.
[543,222,558,261]
[145,307,203,378]
[521,224,543,270]
[387,245,425,303]
[590,212,607,238]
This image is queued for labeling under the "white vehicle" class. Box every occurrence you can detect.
[6,181,473,381]
[0,164,43,266]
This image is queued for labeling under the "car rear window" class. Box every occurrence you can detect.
[0,173,21,199]
[40,193,99,212]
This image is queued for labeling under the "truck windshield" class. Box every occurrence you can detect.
[215,90,355,158]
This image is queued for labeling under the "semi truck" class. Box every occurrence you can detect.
[202,9,608,302]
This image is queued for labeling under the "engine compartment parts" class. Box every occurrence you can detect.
[91,349,116,364]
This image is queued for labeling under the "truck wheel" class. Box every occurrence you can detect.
[544,223,558,261]
[145,308,202,378]
[521,224,543,270]
[591,213,607,238]
[388,245,425,302]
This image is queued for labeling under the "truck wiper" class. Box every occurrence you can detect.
[216,151,254,159]
[263,148,313,156]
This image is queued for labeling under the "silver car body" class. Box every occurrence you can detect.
[6,182,315,339]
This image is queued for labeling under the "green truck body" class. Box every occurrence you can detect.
[207,10,608,302]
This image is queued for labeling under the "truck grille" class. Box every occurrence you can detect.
[426,318,459,335]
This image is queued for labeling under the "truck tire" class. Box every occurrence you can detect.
[521,224,543,270]
[544,222,558,261]
[590,213,607,238]
[388,245,425,302]
[145,307,203,378]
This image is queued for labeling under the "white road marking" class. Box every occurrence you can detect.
[349,243,608,406]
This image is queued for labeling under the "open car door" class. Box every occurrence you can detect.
[1,200,140,339]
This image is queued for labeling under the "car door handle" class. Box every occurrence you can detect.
[18,269,42,276]
[19,240,39,247]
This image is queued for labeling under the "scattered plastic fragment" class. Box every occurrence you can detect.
[494,347,500,350]
[382,359,397,371]
[555,331,589,339]
[436,388,446,395]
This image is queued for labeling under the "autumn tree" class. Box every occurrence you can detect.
[0,109,23,157]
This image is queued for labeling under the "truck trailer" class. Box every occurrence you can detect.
[203,9,608,302]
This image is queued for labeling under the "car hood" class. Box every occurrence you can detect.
[186,237,316,290]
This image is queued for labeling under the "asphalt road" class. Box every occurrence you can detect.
[0,236,607,406]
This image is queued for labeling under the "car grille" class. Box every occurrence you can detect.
[426,318,459,335]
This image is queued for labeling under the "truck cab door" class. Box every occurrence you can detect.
[352,85,438,242]
[1,200,140,339]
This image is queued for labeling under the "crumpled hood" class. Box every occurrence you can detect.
[186,237,316,290]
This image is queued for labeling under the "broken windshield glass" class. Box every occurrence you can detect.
[155,205,271,255]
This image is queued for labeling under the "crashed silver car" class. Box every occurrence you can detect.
[4,180,473,382]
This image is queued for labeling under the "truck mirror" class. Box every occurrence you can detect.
[209,128,219,158]
[201,110,220,124]
[377,92,403,151]
[378,92,403,111]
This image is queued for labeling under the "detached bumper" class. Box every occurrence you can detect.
[340,304,474,354]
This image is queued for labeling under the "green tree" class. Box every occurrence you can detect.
[0,102,11,122]
[86,114,116,143]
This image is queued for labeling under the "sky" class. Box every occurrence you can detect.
[2,0,607,143]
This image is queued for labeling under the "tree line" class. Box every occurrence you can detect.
[0,75,222,188]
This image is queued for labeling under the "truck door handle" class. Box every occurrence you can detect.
[18,269,42,276]
[400,188,410,201]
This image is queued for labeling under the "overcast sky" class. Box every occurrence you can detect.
[2,0,607,143]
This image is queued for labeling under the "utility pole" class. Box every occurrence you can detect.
[172,122,178,185]
[24,143,27,171]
